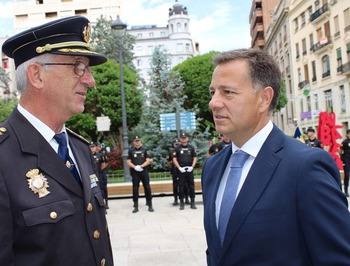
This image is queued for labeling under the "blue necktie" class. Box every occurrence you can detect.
[54,132,82,186]
[218,150,249,245]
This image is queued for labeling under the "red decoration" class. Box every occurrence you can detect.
[318,112,343,169]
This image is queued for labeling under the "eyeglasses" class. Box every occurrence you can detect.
[40,61,90,77]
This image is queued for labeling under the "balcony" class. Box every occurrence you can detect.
[298,80,309,90]
[310,37,333,54]
[322,70,331,78]
[310,4,330,24]
[339,62,350,76]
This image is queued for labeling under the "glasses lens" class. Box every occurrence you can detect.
[74,62,87,77]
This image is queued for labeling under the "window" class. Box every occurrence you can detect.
[137,33,142,39]
[296,43,300,59]
[148,46,154,53]
[176,22,181,32]
[302,38,307,55]
[334,15,340,37]
[307,96,311,111]
[324,89,333,112]
[340,85,346,113]
[160,31,166,37]
[149,32,154,38]
[294,18,299,32]
[185,43,190,52]
[177,43,184,52]
[314,94,319,110]
[309,33,314,51]
[337,48,342,72]
[344,8,350,32]
[322,55,330,78]
[311,61,317,82]
[347,43,350,62]
[298,68,302,84]
[137,59,142,67]
[301,12,306,27]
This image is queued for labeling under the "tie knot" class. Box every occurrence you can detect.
[54,132,67,147]
[230,150,249,168]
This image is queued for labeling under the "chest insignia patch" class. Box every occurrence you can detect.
[26,169,50,198]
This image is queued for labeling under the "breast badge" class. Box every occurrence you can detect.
[90,174,99,188]
[26,169,50,198]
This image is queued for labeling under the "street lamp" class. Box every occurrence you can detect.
[111,15,131,182]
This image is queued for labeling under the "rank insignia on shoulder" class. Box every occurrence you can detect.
[26,169,50,198]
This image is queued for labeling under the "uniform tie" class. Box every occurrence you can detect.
[53,132,82,186]
[218,150,249,245]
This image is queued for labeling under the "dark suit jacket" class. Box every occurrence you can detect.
[0,108,113,266]
[202,125,350,265]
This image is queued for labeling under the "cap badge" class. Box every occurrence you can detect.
[26,169,50,198]
[83,23,91,44]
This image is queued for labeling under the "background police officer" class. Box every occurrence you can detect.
[127,136,154,213]
[340,129,350,197]
[167,139,181,205]
[305,127,323,148]
[173,132,197,210]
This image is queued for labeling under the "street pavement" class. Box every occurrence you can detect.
[106,194,207,266]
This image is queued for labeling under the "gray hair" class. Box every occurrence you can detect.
[213,48,281,113]
[15,53,57,95]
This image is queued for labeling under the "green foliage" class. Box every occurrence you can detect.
[0,98,18,123]
[130,47,210,170]
[90,15,136,71]
[66,60,143,146]
[173,51,220,132]
[275,78,288,112]
[0,67,11,95]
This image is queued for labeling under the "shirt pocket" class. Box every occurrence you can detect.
[22,200,75,226]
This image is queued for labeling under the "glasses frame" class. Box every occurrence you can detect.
[40,61,90,77]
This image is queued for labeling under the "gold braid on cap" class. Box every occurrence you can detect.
[36,41,92,54]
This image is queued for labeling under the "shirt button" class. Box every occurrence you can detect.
[50,212,57,220]
[93,230,100,239]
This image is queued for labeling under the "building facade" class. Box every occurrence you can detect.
[127,1,198,83]
[284,0,350,136]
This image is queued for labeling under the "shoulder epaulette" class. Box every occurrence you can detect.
[66,128,91,145]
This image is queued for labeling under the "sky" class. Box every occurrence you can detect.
[0,0,252,54]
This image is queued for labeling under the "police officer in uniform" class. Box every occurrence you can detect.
[95,142,109,208]
[167,139,181,205]
[0,16,113,265]
[173,132,198,210]
[340,129,350,197]
[127,136,154,213]
[305,127,323,148]
[214,134,231,153]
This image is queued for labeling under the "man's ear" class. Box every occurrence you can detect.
[259,86,274,112]
[26,63,44,89]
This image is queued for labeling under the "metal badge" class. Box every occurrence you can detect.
[26,169,50,198]
[83,23,91,44]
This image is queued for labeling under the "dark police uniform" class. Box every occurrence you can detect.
[173,142,197,208]
[341,132,350,196]
[127,144,153,208]
[0,16,112,265]
[93,145,109,207]
[0,109,113,266]
[215,140,231,153]
[166,140,181,205]
[305,138,323,148]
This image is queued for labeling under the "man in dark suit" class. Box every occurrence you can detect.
[0,16,113,265]
[202,48,350,265]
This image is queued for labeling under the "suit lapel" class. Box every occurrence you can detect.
[8,109,83,197]
[221,126,284,252]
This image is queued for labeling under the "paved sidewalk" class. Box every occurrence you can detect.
[106,194,207,266]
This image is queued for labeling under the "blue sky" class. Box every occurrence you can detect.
[0,0,252,53]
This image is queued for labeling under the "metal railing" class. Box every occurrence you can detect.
[107,170,202,183]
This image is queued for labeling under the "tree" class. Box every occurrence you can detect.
[173,51,219,132]
[131,47,210,170]
[0,98,17,123]
[90,15,136,71]
[0,67,11,97]
[66,60,143,148]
